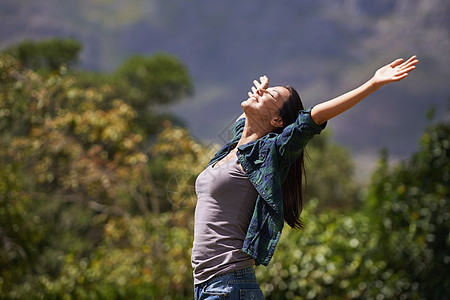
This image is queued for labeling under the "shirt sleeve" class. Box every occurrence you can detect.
[275,107,327,162]
[232,117,246,139]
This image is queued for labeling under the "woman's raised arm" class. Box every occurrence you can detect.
[311,55,419,125]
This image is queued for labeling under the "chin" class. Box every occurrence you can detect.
[241,99,251,108]
[241,103,258,117]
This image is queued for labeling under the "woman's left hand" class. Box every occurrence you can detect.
[372,55,419,87]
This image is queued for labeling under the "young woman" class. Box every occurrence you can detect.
[192,56,419,299]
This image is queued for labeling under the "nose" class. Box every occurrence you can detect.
[257,89,271,97]
[251,85,265,96]
[248,87,268,100]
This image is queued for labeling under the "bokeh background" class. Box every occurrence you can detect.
[2,0,449,178]
[1,0,449,299]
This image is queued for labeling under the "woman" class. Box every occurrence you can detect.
[192,56,419,299]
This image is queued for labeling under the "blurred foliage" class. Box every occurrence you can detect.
[306,130,359,210]
[113,54,194,137]
[2,38,193,139]
[1,39,448,299]
[114,54,193,107]
[74,53,194,138]
[149,123,218,214]
[2,38,82,72]
[259,119,449,299]
[257,201,391,299]
[0,52,200,299]
[366,120,450,299]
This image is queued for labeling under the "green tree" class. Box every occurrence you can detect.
[258,118,449,299]
[0,52,204,299]
[2,38,82,72]
[0,160,45,294]
[115,54,193,107]
[0,53,151,298]
[3,38,194,139]
[366,119,450,299]
[306,130,359,210]
[113,54,194,137]
[256,200,393,299]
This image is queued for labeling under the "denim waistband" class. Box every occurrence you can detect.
[195,266,255,287]
[232,266,255,276]
[211,266,255,280]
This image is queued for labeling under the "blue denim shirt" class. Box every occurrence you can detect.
[207,107,326,266]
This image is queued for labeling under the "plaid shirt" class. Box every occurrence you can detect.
[207,107,326,266]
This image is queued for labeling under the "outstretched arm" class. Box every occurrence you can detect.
[311,55,419,125]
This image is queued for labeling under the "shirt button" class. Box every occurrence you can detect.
[273,204,276,208]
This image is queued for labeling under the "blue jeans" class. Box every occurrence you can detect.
[194,267,265,299]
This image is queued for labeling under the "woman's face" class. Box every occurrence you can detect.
[241,86,290,126]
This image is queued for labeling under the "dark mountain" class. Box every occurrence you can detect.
[1,0,449,178]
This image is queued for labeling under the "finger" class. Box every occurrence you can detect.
[248,92,252,98]
[395,65,416,75]
[390,58,404,68]
[404,55,417,65]
[397,65,416,75]
[404,59,419,69]
[253,80,261,89]
[399,55,418,68]
[393,73,409,81]
[259,77,265,87]
[251,86,257,94]
[260,75,269,88]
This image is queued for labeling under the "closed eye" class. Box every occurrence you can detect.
[268,89,279,99]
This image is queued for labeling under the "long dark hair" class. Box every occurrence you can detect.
[275,85,306,229]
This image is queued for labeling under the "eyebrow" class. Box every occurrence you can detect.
[271,89,279,99]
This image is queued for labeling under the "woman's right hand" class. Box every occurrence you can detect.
[248,75,269,98]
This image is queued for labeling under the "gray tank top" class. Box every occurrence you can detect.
[191,156,258,285]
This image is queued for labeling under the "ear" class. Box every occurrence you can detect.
[271,116,284,128]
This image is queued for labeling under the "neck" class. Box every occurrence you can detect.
[237,117,273,147]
